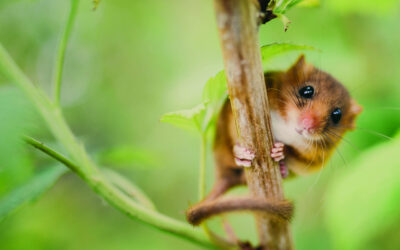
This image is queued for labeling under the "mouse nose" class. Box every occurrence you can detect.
[300,113,318,133]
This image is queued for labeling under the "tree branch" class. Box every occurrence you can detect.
[213,0,293,248]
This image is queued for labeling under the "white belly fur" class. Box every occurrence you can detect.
[270,110,308,150]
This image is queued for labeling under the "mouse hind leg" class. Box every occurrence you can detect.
[204,101,246,201]
[205,144,246,201]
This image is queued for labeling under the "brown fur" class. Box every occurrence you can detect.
[186,55,362,227]
[187,197,293,225]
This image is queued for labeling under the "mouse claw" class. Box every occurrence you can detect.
[271,142,285,162]
[233,144,255,168]
[279,161,289,179]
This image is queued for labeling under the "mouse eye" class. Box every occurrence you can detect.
[299,86,314,99]
[331,108,342,124]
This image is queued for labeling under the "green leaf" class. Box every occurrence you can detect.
[325,133,400,249]
[202,70,227,105]
[201,70,228,133]
[160,103,206,133]
[268,0,320,30]
[0,86,35,195]
[0,165,67,222]
[97,145,161,170]
[269,0,319,14]
[261,43,316,67]
[161,70,228,136]
[297,0,320,7]
[270,0,303,14]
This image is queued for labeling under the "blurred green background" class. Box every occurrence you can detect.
[0,0,399,249]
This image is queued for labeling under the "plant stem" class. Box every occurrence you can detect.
[52,0,79,105]
[90,174,214,248]
[102,168,157,211]
[24,136,82,176]
[199,134,207,200]
[24,135,214,248]
[0,44,215,249]
[213,0,293,248]
[25,136,157,211]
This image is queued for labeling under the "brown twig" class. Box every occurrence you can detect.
[213,0,293,249]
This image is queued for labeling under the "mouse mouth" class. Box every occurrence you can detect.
[296,128,319,140]
[295,128,303,135]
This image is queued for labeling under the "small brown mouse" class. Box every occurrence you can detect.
[186,55,362,226]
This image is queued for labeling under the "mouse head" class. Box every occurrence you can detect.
[278,55,362,146]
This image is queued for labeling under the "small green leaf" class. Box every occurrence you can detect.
[161,70,228,136]
[97,145,161,170]
[0,165,67,222]
[325,133,400,249]
[271,0,303,14]
[160,103,206,133]
[261,43,316,66]
[202,71,227,105]
[201,71,228,133]
[268,0,320,30]
[270,0,319,14]
[297,0,320,7]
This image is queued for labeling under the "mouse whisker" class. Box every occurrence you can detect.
[320,133,333,149]
[268,88,282,93]
[323,131,349,168]
[288,84,301,107]
[354,127,394,141]
[285,91,300,108]
[334,146,349,169]
[303,138,318,171]
[325,129,361,152]
[277,98,290,106]
[307,141,325,193]
[334,125,393,142]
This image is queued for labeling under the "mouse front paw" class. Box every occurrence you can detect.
[270,142,285,162]
[233,144,255,168]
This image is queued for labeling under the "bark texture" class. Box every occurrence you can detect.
[213,0,293,249]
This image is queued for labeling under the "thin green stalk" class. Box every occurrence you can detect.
[24,136,214,248]
[52,0,79,105]
[102,168,157,211]
[0,44,215,249]
[0,44,95,175]
[26,135,157,211]
[198,136,232,247]
[90,175,213,248]
[199,134,207,200]
[24,136,82,177]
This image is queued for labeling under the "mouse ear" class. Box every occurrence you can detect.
[348,99,363,130]
[288,54,313,74]
[293,54,306,69]
[350,99,363,115]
